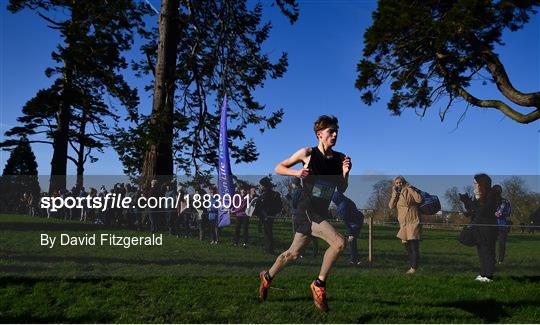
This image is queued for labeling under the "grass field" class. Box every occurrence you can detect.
[1,214,539,323]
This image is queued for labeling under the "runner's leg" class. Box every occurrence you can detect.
[268,232,311,277]
[311,220,345,281]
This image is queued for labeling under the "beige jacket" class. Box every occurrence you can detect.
[389,185,422,242]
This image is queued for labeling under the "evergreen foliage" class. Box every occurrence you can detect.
[0,138,40,213]
[356,0,540,123]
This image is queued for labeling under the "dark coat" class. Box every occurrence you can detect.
[470,190,499,244]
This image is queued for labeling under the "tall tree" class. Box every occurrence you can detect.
[0,138,41,213]
[6,0,151,193]
[116,0,298,180]
[502,176,537,224]
[444,186,466,214]
[356,0,540,124]
[140,0,181,189]
[2,79,117,190]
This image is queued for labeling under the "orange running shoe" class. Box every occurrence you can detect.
[310,281,328,312]
[259,270,271,301]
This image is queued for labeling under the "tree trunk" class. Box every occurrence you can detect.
[49,73,71,194]
[75,110,87,192]
[48,2,80,195]
[140,0,179,189]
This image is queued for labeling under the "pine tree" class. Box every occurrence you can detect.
[5,0,152,193]
[1,138,41,213]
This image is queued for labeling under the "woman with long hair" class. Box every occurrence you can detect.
[461,173,499,282]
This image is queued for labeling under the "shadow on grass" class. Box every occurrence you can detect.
[0,312,113,324]
[0,265,47,273]
[354,299,508,323]
[2,254,323,272]
[508,275,540,283]
[0,221,108,232]
[431,299,540,323]
[435,299,510,323]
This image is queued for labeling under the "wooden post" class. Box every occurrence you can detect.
[368,216,373,267]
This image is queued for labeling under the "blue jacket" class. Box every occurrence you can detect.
[332,192,364,237]
[496,199,511,225]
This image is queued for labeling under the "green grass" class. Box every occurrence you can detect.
[1,214,539,323]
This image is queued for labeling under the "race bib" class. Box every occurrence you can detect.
[311,179,335,201]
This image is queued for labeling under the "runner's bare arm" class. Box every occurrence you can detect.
[337,154,351,192]
[275,147,312,178]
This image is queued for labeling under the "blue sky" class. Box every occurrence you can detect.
[1,1,539,200]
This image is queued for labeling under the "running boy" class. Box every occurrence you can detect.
[259,115,351,312]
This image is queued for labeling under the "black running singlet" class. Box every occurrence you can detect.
[297,146,345,216]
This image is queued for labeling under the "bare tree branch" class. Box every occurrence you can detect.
[482,49,540,108]
[457,87,540,124]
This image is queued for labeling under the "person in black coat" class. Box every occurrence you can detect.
[256,177,283,255]
[460,173,498,282]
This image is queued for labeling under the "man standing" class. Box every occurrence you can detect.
[259,115,351,312]
[256,177,283,255]
[232,187,250,248]
[146,179,161,233]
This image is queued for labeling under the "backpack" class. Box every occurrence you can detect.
[417,190,441,215]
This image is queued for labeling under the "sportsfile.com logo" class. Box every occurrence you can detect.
[40,193,252,212]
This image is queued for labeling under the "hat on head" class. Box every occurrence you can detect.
[259,177,275,188]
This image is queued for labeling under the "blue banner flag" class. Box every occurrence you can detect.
[218,95,234,228]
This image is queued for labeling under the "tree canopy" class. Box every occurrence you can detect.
[4,0,152,192]
[356,0,540,123]
[113,0,295,178]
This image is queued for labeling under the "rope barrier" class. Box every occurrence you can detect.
[371,220,540,228]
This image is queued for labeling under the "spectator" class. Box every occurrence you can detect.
[255,177,283,255]
[332,192,364,266]
[79,187,88,221]
[97,186,109,225]
[520,223,526,233]
[207,187,220,244]
[529,221,536,234]
[232,187,250,247]
[492,185,511,264]
[87,187,97,223]
[164,183,177,235]
[146,179,161,233]
[388,176,422,274]
[47,190,60,219]
[460,173,499,282]
[177,189,193,238]
[125,185,138,228]
[195,190,207,241]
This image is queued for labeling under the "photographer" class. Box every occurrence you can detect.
[460,174,499,282]
[389,176,422,274]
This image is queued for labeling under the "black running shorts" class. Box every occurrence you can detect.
[293,211,328,235]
